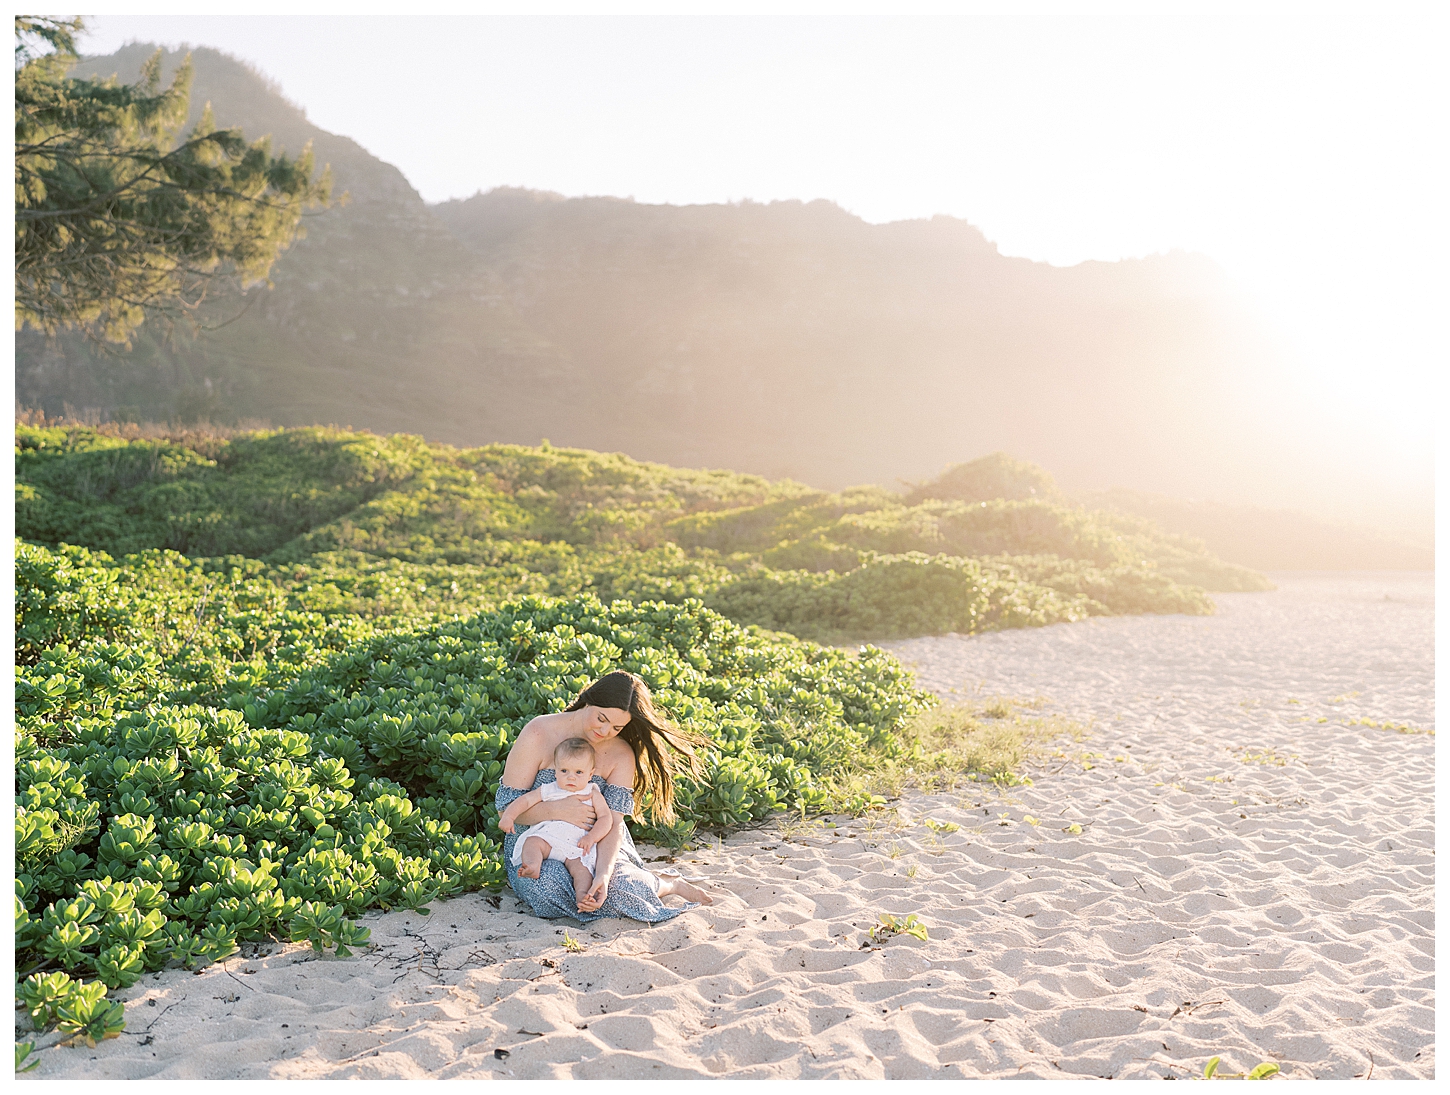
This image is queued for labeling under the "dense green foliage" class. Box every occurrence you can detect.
[14,17,330,343]
[15,425,1265,1049]
[16,425,1264,646]
[15,537,929,1045]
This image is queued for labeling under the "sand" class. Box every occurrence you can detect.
[19,573,1434,1079]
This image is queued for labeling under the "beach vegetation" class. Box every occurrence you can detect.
[15,425,1259,646]
[903,451,1061,506]
[1239,750,1293,767]
[1345,717,1432,736]
[14,537,935,1044]
[1203,1055,1281,1080]
[869,913,928,943]
[15,1042,41,1073]
[55,980,127,1046]
[11,425,1254,1049]
[840,702,1065,799]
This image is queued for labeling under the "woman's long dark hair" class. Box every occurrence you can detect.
[566,671,707,824]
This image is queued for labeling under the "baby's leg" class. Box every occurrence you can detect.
[518,836,552,880]
[565,856,595,897]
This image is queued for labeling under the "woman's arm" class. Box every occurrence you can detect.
[498,717,547,791]
[577,807,626,912]
[577,742,637,912]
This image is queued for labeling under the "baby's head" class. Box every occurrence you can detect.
[553,737,596,792]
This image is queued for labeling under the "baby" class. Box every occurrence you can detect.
[498,737,614,895]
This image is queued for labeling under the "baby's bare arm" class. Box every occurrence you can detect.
[498,787,544,832]
[578,787,614,849]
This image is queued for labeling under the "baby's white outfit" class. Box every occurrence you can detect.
[511,782,597,871]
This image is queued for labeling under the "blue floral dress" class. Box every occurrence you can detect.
[496,769,696,923]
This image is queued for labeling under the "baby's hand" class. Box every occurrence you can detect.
[577,832,598,852]
[498,814,517,834]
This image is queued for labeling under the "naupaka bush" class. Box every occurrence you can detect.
[15,538,931,1047]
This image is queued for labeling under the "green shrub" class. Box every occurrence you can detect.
[15,542,134,663]
[832,499,1129,567]
[15,542,380,725]
[1086,508,1273,592]
[14,547,932,1042]
[905,451,1062,505]
[665,486,899,557]
[981,554,1216,616]
[16,426,795,564]
[15,427,434,558]
[758,535,865,573]
[16,426,1256,630]
[705,554,1097,643]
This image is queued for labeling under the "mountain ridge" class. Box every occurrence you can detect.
[16,43,1426,554]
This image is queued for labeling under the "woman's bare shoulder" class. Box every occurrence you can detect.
[503,713,568,781]
[517,711,569,741]
[596,738,636,785]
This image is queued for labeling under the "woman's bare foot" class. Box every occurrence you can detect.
[658,875,713,905]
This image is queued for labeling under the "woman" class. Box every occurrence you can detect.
[494,670,713,921]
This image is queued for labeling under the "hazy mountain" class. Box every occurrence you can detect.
[15,44,1429,562]
[15,45,579,442]
[429,187,1274,492]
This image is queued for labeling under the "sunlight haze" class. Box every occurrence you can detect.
[75,5,1442,534]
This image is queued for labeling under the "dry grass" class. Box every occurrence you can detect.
[823,699,1085,808]
[16,405,280,458]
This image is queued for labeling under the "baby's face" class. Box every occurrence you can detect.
[555,757,594,792]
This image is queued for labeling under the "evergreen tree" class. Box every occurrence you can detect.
[14,15,332,344]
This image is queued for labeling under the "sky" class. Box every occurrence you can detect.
[76,4,1444,506]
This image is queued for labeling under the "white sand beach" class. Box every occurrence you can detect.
[20,573,1434,1080]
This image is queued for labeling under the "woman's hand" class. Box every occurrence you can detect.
[513,795,597,829]
[577,810,624,912]
[578,864,613,913]
[557,795,597,829]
